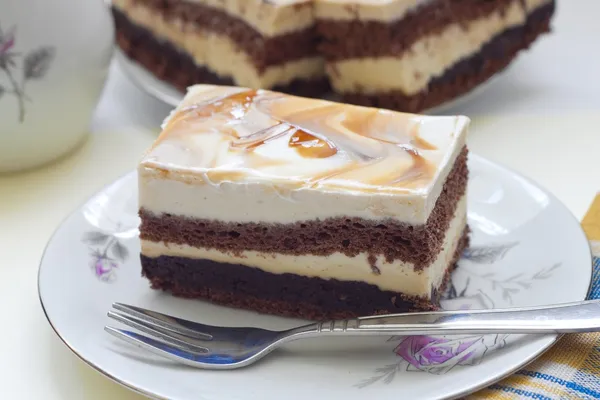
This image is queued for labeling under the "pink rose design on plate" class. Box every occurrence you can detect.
[92,256,119,282]
[83,231,129,282]
[395,335,484,374]
[0,28,15,56]
[356,333,509,387]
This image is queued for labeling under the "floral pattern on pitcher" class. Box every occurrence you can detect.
[0,23,55,123]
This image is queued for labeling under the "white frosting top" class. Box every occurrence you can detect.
[142,84,468,194]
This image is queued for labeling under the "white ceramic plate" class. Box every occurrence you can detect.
[115,49,501,115]
[38,154,591,400]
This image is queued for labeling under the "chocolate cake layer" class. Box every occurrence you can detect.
[113,7,330,97]
[340,3,554,113]
[141,227,469,320]
[318,0,552,61]
[139,148,468,269]
[122,0,319,71]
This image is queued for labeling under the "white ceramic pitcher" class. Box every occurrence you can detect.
[0,0,114,173]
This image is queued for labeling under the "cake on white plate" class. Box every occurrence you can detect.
[137,84,470,320]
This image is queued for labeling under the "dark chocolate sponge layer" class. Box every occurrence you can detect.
[141,227,470,320]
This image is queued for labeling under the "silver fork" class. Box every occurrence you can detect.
[105,300,600,369]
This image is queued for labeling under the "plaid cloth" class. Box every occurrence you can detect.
[467,195,600,400]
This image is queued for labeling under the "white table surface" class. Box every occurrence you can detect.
[1,1,599,398]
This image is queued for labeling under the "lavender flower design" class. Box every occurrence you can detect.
[357,318,509,386]
[82,231,129,282]
[357,333,508,387]
[397,335,482,373]
[0,23,55,123]
[356,242,562,387]
[398,333,508,373]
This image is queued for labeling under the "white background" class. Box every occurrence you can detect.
[1,1,599,398]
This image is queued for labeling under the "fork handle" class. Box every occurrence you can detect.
[301,300,600,336]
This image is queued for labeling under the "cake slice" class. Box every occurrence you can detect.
[138,84,470,320]
[112,0,327,97]
[316,0,555,112]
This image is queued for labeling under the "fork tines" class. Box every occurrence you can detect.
[105,303,212,364]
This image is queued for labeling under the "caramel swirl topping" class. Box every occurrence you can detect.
[288,130,338,159]
[144,85,468,194]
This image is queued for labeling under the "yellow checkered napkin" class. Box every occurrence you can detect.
[468,195,600,400]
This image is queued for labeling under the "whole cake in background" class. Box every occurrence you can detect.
[112,0,555,113]
[137,84,470,320]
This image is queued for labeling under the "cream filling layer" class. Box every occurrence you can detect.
[138,139,465,226]
[326,0,545,95]
[184,0,314,37]
[315,0,431,22]
[316,0,551,22]
[141,196,467,296]
[114,0,324,88]
[524,0,552,12]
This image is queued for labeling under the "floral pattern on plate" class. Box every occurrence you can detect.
[357,242,562,386]
[82,230,130,282]
[39,157,592,400]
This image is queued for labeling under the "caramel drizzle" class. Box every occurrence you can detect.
[288,129,338,159]
[262,102,382,161]
[229,123,293,151]
[228,120,338,160]
[159,89,440,189]
[254,94,436,186]
[408,123,437,150]
[341,108,438,151]
[389,146,436,184]
[166,90,258,132]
